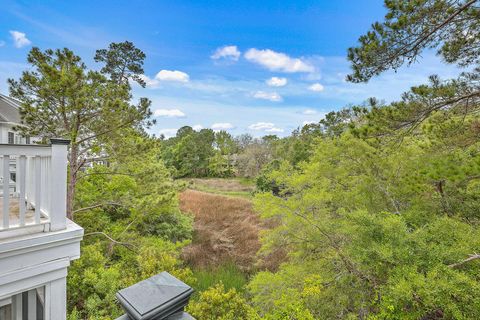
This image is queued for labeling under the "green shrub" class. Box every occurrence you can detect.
[187,283,259,320]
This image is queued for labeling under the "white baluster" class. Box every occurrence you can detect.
[41,157,45,216]
[12,293,22,320]
[34,155,41,224]
[15,156,19,197]
[26,157,32,208]
[27,289,37,320]
[46,157,52,216]
[19,155,26,226]
[3,155,9,229]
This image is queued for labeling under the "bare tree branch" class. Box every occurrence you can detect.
[73,202,125,214]
[84,231,137,251]
[448,253,480,268]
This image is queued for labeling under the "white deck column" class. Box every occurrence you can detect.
[49,277,66,320]
[49,139,69,231]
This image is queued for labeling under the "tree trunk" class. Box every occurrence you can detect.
[66,143,78,220]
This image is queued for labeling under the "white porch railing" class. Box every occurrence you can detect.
[0,139,69,234]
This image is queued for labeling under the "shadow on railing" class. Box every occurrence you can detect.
[0,139,69,236]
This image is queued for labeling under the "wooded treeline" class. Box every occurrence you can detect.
[159,116,347,182]
[159,127,302,179]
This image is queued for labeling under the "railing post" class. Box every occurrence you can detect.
[49,139,69,231]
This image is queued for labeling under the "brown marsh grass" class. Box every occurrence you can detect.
[180,189,261,271]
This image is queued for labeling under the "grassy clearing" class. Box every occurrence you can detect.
[180,189,261,271]
[183,178,255,199]
[180,178,286,293]
[193,262,248,293]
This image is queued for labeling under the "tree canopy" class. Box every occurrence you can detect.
[347,0,480,83]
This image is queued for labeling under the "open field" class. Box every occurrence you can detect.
[183,178,255,198]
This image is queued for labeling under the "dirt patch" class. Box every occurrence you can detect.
[180,189,261,271]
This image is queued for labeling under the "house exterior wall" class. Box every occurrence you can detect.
[0,123,42,145]
[0,220,83,319]
[0,94,40,145]
[0,123,31,144]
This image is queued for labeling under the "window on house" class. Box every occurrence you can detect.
[7,132,14,145]
[25,136,30,145]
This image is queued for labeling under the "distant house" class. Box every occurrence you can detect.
[0,93,32,145]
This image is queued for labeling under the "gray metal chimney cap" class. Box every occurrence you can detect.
[116,272,194,320]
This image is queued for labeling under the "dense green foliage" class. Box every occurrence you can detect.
[250,110,480,318]
[68,239,194,319]
[68,132,195,319]
[161,127,237,177]
[160,127,299,179]
[160,125,327,180]
[248,1,480,319]
[187,284,259,320]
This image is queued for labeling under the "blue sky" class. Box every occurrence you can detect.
[0,0,464,137]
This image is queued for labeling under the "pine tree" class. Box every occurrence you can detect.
[8,42,153,218]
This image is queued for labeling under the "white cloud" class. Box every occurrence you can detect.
[158,128,178,138]
[192,124,204,131]
[303,120,316,126]
[308,83,324,92]
[244,48,314,73]
[248,122,274,130]
[266,77,287,87]
[248,122,284,133]
[0,41,5,47]
[153,108,186,118]
[9,31,31,48]
[211,45,241,61]
[139,70,190,87]
[302,109,317,115]
[211,122,234,131]
[139,74,160,88]
[253,91,283,102]
[155,70,190,83]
